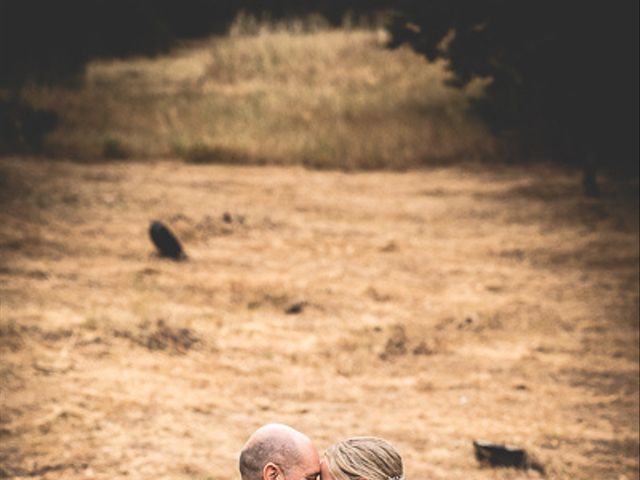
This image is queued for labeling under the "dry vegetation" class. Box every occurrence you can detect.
[23,19,492,169]
[1,156,638,480]
[2,15,639,480]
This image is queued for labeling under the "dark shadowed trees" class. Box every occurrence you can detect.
[0,1,237,152]
[0,0,389,89]
[0,1,240,89]
[388,1,639,195]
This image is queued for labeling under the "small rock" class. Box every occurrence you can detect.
[473,440,544,474]
[285,302,307,315]
[458,313,480,329]
[149,221,186,260]
[222,212,233,223]
[256,398,271,411]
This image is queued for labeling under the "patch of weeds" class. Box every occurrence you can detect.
[379,324,408,360]
[114,319,200,354]
[0,322,75,351]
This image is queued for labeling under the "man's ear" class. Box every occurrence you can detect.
[263,462,280,480]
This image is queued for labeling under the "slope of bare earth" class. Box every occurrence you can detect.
[0,157,638,480]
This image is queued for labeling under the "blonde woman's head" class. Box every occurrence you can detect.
[321,437,403,480]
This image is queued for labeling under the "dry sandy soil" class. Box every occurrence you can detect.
[0,157,638,480]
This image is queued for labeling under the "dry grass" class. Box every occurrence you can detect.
[1,157,638,479]
[22,23,493,168]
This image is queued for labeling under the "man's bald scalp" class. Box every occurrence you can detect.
[239,424,309,480]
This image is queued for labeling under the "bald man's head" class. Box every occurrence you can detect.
[239,424,320,480]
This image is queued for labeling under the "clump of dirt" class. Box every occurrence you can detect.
[365,286,393,302]
[412,340,435,356]
[114,319,200,354]
[380,325,436,359]
[0,323,73,351]
[0,322,26,352]
[240,286,302,312]
[380,324,408,360]
[0,462,89,478]
[285,301,307,315]
[0,321,81,352]
[39,328,74,342]
[222,211,245,224]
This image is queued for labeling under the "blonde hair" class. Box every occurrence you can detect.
[323,437,404,480]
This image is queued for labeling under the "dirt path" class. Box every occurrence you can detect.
[1,158,638,479]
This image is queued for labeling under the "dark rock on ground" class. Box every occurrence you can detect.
[473,440,545,475]
[149,221,186,260]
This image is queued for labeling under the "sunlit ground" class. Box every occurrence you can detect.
[1,157,638,479]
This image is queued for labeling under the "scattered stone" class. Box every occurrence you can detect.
[473,440,545,474]
[149,220,186,260]
[285,302,307,315]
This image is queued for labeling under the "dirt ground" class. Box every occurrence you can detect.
[0,157,638,480]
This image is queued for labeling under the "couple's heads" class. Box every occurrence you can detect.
[239,424,320,480]
[239,424,403,480]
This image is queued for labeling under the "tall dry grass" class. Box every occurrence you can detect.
[23,13,495,169]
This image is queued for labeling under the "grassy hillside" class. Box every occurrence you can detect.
[24,18,493,168]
